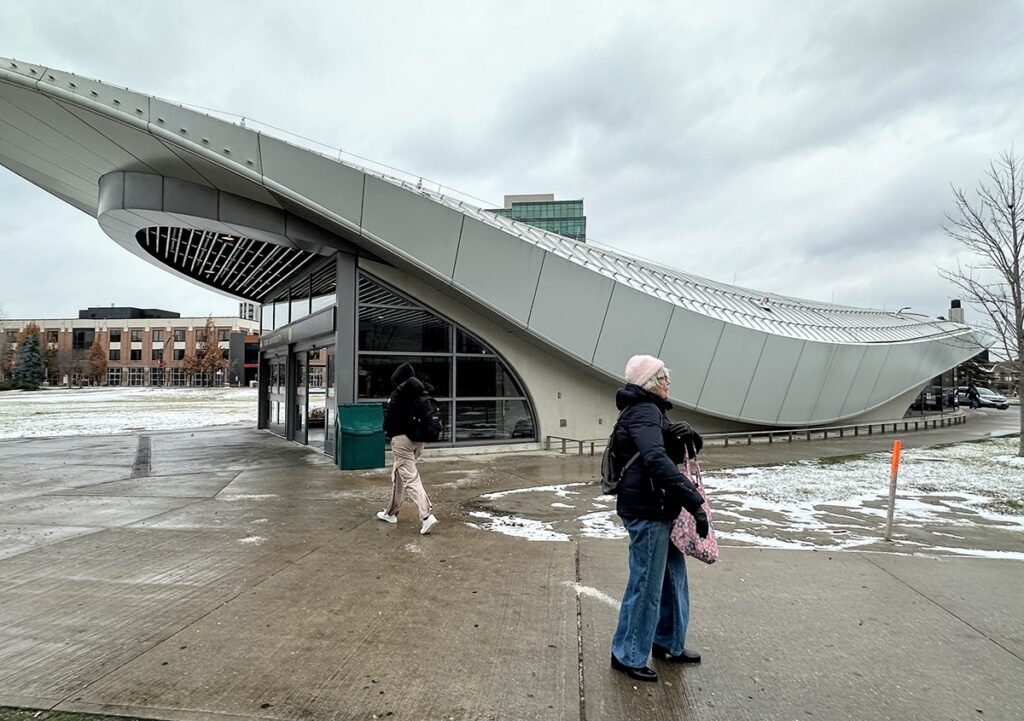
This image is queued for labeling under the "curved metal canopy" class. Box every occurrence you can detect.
[0,56,986,427]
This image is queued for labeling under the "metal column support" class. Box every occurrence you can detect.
[334,252,358,404]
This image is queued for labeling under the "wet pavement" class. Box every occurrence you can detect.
[0,409,1020,721]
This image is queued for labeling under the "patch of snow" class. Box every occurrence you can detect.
[403,543,422,553]
[219,494,279,501]
[925,546,1024,561]
[480,482,586,500]
[464,511,570,542]
[551,502,575,509]
[578,511,626,540]
[561,581,621,609]
[237,536,265,545]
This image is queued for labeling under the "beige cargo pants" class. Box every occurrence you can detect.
[385,434,433,519]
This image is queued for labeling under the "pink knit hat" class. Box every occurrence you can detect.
[624,354,665,387]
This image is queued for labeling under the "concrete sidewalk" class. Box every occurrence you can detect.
[0,410,1020,721]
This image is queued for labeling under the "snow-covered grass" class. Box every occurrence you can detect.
[0,386,258,439]
[465,438,1024,559]
[708,438,1024,522]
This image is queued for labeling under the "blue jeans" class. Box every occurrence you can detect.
[610,517,690,668]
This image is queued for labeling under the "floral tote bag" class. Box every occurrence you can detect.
[670,449,719,564]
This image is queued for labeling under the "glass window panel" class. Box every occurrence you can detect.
[455,400,534,442]
[73,330,94,350]
[359,308,451,353]
[358,355,451,399]
[457,357,524,397]
[456,330,492,355]
[312,295,334,313]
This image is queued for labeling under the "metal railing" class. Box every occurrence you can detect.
[545,411,967,455]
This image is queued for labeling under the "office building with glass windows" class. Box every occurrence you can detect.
[0,308,259,387]
[486,194,586,242]
[0,57,988,457]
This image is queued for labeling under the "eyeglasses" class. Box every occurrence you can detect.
[656,373,670,383]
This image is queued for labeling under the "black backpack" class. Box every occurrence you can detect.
[408,395,443,442]
[600,410,640,495]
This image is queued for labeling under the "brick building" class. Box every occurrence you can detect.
[1,307,260,387]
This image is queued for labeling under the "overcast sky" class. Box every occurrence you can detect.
[2,0,1022,323]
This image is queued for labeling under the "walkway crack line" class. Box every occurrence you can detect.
[574,540,588,721]
[859,552,1024,665]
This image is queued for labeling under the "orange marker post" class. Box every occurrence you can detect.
[884,439,902,541]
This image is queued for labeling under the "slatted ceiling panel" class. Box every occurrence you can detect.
[309,262,337,296]
[358,275,416,307]
[361,307,449,329]
[137,226,314,301]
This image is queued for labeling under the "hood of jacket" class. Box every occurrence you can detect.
[390,362,416,387]
[615,383,673,413]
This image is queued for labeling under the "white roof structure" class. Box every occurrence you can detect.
[0,56,985,427]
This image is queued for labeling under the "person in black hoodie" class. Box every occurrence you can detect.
[376,362,439,535]
[610,354,709,683]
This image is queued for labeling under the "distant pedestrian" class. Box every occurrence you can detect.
[610,354,709,683]
[967,382,981,409]
[376,362,439,535]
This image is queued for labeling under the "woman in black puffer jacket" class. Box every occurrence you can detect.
[610,354,709,683]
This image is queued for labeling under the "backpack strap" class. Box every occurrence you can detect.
[613,406,641,479]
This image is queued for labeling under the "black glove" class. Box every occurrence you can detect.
[667,421,704,458]
[692,508,710,539]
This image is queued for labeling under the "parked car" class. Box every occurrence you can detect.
[956,386,1010,410]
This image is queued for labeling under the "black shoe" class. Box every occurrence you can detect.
[652,643,701,663]
[611,654,658,682]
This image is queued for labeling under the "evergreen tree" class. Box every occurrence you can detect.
[14,333,45,388]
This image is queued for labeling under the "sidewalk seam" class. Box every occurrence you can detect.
[859,553,1024,665]
[575,540,588,721]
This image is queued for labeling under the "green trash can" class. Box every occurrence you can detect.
[336,403,386,470]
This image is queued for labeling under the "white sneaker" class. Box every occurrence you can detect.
[376,510,398,524]
[420,514,439,535]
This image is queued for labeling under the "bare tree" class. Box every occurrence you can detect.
[0,304,8,382]
[197,316,228,386]
[55,346,76,385]
[86,335,107,385]
[0,331,9,382]
[939,149,1024,455]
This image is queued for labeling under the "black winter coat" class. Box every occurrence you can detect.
[613,384,705,522]
[383,363,426,440]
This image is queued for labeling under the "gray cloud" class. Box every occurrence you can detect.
[2,0,1022,326]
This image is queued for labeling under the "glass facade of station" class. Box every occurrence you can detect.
[356,274,535,444]
[258,263,536,453]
